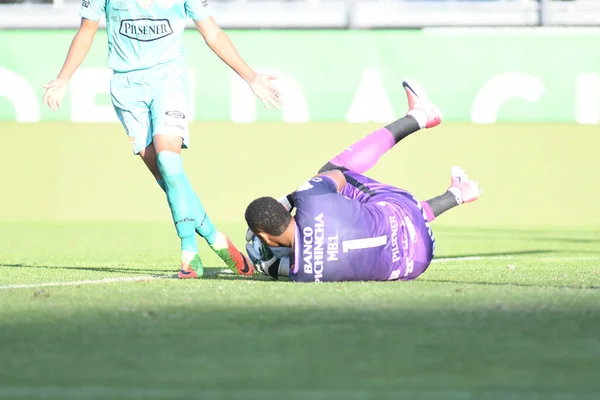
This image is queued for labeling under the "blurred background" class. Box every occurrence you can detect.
[1,0,599,28]
[0,0,599,229]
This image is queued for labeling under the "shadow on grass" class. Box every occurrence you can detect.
[0,303,599,398]
[539,237,600,244]
[0,263,264,282]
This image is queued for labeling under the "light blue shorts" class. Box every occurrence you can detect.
[110,59,190,155]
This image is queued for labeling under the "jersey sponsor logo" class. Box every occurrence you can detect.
[401,223,409,252]
[165,122,185,132]
[403,258,414,277]
[302,213,325,282]
[119,19,173,42]
[165,110,185,119]
[81,0,90,8]
[327,235,338,262]
[302,227,313,275]
[388,216,401,263]
[403,216,418,244]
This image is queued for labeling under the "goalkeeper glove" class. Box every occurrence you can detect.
[245,235,291,280]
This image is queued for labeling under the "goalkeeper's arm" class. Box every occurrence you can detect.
[282,170,348,210]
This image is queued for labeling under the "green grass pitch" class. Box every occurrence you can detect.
[0,122,599,400]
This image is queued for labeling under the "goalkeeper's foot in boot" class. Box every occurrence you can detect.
[447,166,482,205]
[403,79,442,129]
[211,232,255,276]
[177,253,204,279]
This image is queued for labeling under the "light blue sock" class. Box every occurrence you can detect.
[156,151,198,253]
[193,193,217,245]
[157,179,167,192]
[156,157,218,246]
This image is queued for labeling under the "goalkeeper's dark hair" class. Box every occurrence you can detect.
[245,196,292,236]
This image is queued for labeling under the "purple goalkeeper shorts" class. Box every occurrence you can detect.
[339,171,436,280]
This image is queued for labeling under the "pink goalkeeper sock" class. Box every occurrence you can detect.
[328,128,395,174]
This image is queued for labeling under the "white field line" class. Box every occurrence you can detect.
[433,255,600,263]
[0,268,235,291]
[0,255,597,290]
[432,255,514,263]
[0,275,169,291]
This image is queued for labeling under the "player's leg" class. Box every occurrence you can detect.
[138,142,162,182]
[110,73,203,274]
[319,79,442,174]
[139,142,214,241]
[151,134,205,278]
[421,166,481,222]
[151,66,253,277]
[152,123,253,278]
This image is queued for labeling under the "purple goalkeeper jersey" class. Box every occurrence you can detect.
[289,173,435,283]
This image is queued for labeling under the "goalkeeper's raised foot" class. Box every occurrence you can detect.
[403,79,442,129]
[448,166,482,205]
[211,232,255,276]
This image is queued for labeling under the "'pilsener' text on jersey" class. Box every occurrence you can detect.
[80,0,211,72]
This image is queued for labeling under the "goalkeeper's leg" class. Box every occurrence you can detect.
[421,166,482,222]
[319,79,442,174]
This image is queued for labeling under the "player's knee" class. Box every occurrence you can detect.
[156,150,184,178]
[153,133,184,154]
[318,162,348,174]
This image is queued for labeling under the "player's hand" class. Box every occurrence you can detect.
[249,74,281,111]
[43,78,69,112]
[245,226,257,244]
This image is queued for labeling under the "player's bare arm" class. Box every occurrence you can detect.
[43,18,99,112]
[194,17,281,110]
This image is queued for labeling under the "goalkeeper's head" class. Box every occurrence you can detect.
[245,196,295,249]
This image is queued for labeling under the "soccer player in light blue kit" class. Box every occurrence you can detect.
[43,0,281,278]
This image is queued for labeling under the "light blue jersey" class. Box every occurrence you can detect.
[80,0,211,153]
[80,0,211,73]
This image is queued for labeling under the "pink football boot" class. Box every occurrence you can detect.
[402,79,442,129]
[447,166,482,204]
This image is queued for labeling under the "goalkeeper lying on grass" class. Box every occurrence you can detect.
[245,80,481,282]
